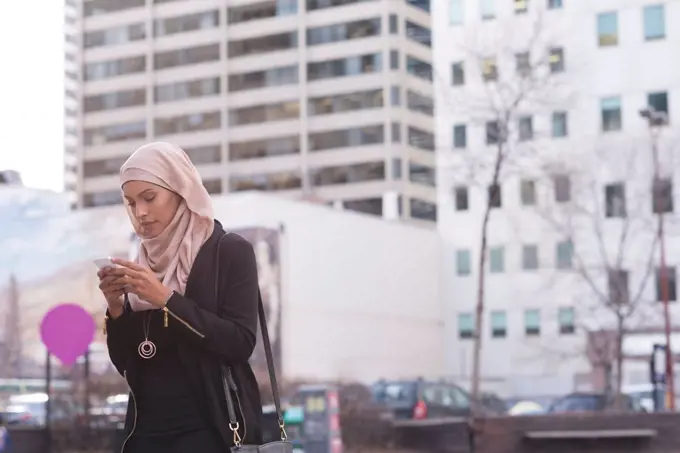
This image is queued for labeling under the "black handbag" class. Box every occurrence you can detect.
[216,233,293,453]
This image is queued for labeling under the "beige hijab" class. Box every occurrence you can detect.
[120,142,215,311]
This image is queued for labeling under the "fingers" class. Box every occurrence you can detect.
[111,258,146,272]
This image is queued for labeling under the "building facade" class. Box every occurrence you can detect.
[72,0,436,223]
[434,0,680,397]
[64,0,81,207]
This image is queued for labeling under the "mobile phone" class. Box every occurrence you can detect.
[94,258,117,270]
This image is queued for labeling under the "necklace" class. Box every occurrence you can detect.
[138,312,156,359]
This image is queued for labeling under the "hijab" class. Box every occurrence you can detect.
[120,142,215,311]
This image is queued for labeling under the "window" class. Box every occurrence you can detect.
[605,183,626,217]
[608,269,630,304]
[558,307,575,334]
[408,127,435,151]
[228,32,298,58]
[406,90,432,115]
[406,21,432,47]
[643,5,665,41]
[410,199,437,222]
[601,96,622,132]
[306,0,376,11]
[391,86,401,105]
[309,89,383,115]
[552,112,568,137]
[450,0,464,25]
[556,240,573,269]
[230,170,302,192]
[313,162,385,186]
[392,122,401,143]
[84,23,146,48]
[553,174,571,202]
[520,180,536,205]
[451,62,465,86]
[154,44,220,69]
[392,158,402,180]
[155,111,221,135]
[309,125,383,151]
[229,101,299,126]
[522,245,539,270]
[390,50,400,69]
[490,311,506,338]
[482,58,498,82]
[228,0,297,23]
[229,136,299,161]
[84,88,146,112]
[154,10,219,37]
[84,55,146,81]
[453,124,467,149]
[549,47,564,73]
[514,0,528,14]
[597,12,618,47]
[389,14,398,33]
[456,250,472,276]
[408,163,435,187]
[228,65,298,92]
[481,0,495,20]
[655,267,677,302]
[518,116,533,141]
[84,121,146,145]
[84,0,144,17]
[486,121,502,144]
[524,309,540,336]
[548,0,562,9]
[489,246,504,273]
[406,56,433,81]
[307,18,381,46]
[652,178,673,213]
[454,186,469,211]
[458,313,474,339]
[155,77,220,103]
[516,52,530,77]
[648,92,669,122]
[488,183,502,208]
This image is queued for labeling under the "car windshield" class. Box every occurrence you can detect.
[550,394,604,412]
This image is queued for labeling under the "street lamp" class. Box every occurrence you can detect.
[639,106,674,410]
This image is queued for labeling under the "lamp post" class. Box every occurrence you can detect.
[639,106,674,410]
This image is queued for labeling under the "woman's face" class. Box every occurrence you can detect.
[122,180,181,238]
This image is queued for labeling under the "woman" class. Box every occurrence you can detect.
[98,142,263,453]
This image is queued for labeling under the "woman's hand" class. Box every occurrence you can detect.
[97,269,126,318]
[110,258,173,308]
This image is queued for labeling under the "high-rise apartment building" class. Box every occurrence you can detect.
[64,0,81,206]
[435,0,680,397]
[72,0,436,223]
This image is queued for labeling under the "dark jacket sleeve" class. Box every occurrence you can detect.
[164,234,259,364]
[105,299,135,376]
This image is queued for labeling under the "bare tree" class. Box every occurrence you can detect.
[437,14,574,412]
[537,144,660,405]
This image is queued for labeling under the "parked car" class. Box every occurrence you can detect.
[371,379,472,420]
[547,392,640,413]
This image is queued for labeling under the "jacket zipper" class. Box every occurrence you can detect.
[120,370,138,453]
[227,371,247,442]
[163,307,205,338]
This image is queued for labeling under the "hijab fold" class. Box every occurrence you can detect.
[120,142,215,311]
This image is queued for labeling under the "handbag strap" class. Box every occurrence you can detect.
[215,233,287,444]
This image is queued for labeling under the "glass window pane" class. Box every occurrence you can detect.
[457,250,471,275]
[556,240,573,269]
[489,246,504,273]
[597,12,618,46]
[450,0,464,25]
[481,0,495,19]
[524,309,540,335]
[523,245,539,270]
[644,5,665,40]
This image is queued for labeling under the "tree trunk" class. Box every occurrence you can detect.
[470,139,506,415]
[614,315,625,410]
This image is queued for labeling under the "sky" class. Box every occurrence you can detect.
[0,1,65,192]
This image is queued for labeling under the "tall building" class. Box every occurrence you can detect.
[73,0,436,224]
[434,0,680,397]
[64,0,81,207]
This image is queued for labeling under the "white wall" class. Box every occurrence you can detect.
[214,192,445,384]
[433,0,680,397]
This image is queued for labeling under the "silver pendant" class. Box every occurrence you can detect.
[138,340,157,359]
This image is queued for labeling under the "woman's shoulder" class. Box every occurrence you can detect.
[217,231,256,260]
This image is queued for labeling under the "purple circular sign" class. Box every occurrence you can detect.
[40,304,95,366]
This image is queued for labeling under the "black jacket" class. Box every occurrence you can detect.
[106,221,264,449]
